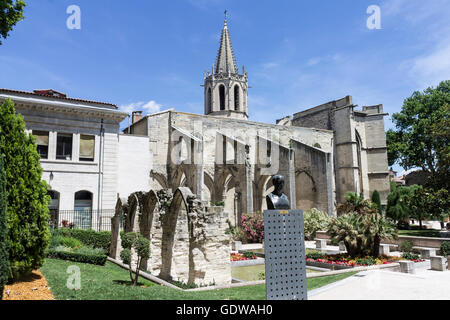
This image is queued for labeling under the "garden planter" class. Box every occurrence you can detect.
[232,241,242,251]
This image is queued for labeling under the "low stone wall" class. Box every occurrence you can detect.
[315,231,450,249]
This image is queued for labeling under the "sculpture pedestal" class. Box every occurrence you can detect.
[264,210,307,300]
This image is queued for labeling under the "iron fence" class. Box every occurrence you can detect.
[49,209,120,232]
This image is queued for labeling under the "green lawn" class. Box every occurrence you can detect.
[398,229,441,238]
[41,259,356,300]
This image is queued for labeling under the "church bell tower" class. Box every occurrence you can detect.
[204,12,249,120]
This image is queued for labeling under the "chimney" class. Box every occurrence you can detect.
[132,111,143,124]
[33,89,67,98]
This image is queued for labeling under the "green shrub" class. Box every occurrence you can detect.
[242,251,256,259]
[211,201,225,207]
[120,232,150,286]
[401,252,420,260]
[0,156,9,299]
[306,251,324,260]
[355,257,376,266]
[225,219,246,242]
[327,211,398,258]
[0,99,51,279]
[60,237,83,249]
[440,241,450,256]
[51,229,111,253]
[371,190,382,214]
[303,209,331,240]
[400,240,414,253]
[47,246,107,266]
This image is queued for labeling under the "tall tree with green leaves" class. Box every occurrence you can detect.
[0,155,9,299]
[406,187,431,230]
[0,0,26,45]
[387,80,450,191]
[386,182,419,224]
[0,99,50,279]
[371,190,382,214]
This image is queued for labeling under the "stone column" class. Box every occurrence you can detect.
[326,153,336,216]
[289,149,296,210]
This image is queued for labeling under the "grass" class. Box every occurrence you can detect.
[41,259,356,300]
[232,265,320,282]
[398,229,441,238]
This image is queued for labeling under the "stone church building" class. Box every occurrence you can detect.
[125,17,390,225]
[0,17,390,229]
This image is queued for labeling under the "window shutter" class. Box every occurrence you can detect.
[33,131,49,146]
[80,135,95,159]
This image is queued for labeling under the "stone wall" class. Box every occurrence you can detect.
[110,187,232,286]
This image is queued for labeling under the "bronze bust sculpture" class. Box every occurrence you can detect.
[266,174,290,210]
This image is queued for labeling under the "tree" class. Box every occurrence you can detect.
[0,155,9,299]
[303,208,331,240]
[337,192,377,216]
[327,211,397,258]
[120,232,150,286]
[406,187,431,230]
[371,190,382,214]
[387,80,450,191]
[386,182,420,225]
[425,189,450,230]
[0,99,50,279]
[329,194,398,257]
[0,0,26,45]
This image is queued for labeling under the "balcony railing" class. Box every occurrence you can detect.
[49,209,122,232]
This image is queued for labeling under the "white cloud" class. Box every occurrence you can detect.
[409,42,450,87]
[119,100,162,115]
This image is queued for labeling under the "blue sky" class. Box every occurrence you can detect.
[1,0,449,173]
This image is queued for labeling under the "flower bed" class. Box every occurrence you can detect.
[231,253,258,262]
[306,253,425,268]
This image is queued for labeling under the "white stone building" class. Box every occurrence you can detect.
[0,89,150,229]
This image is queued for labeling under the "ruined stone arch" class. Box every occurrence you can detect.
[140,190,159,240]
[295,169,317,211]
[150,170,169,189]
[254,175,272,212]
[159,187,193,281]
[203,171,215,201]
[110,197,128,259]
[125,193,140,233]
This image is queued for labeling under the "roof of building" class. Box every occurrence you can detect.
[215,16,239,75]
[0,88,118,109]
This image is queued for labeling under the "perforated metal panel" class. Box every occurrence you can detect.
[264,210,307,300]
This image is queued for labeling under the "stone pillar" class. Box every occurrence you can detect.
[289,149,296,210]
[326,153,336,216]
[379,244,390,256]
[399,260,415,274]
[430,256,448,271]
[245,147,254,215]
[315,239,327,250]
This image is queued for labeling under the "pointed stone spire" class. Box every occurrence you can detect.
[215,11,238,75]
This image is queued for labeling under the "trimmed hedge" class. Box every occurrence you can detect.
[47,248,107,266]
[52,229,111,253]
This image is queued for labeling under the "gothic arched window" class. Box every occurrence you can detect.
[234,85,240,111]
[207,87,212,113]
[219,85,226,111]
